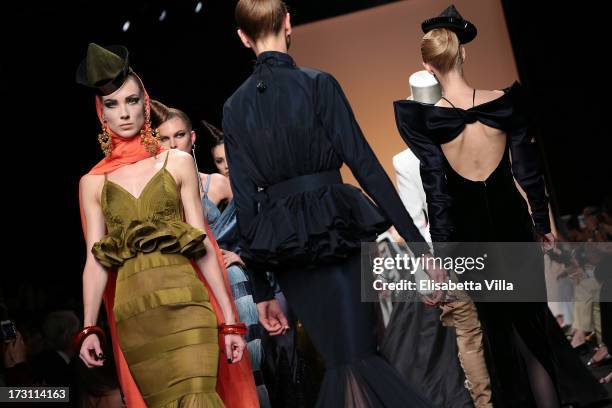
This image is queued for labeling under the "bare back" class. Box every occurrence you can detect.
[435,89,506,182]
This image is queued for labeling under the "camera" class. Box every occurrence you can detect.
[1,320,17,341]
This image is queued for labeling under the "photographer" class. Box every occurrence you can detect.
[2,329,35,386]
[2,311,80,390]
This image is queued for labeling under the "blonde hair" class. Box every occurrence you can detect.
[149,100,192,131]
[235,0,288,41]
[421,28,462,74]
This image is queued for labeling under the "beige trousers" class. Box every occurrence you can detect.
[573,277,602,343]
[440,291,493,408]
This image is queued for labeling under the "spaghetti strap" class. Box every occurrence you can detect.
[440,96,458,110]
[203,174,212,197]
[441,89,477,109]
[162,150,170,168]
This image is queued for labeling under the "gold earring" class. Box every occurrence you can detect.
[98,121,113,158]
[140,109,160,156]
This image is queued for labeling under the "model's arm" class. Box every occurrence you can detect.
[394,104,455,246]
[393,103,460,296]
[315,73,429,256]
[79,174,109,368]
[513,179,558,237]
[207,173,234,207]
[393,152,431,243]
[176,150,245,363]
[207,173,244,267]
[507,85,551,236]
[508,132,551,235]
[177,152,235,324]
[223,107,275,303]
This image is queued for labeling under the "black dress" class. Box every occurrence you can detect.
[381,301,474,408]
[394,82,608,407]
[223,51,432,407]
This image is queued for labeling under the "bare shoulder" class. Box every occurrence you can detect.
[199,172,208,186]
[210,173,231,191]
[160,150,195,186]
[166,148,191,163]
[477,89,505,104]
[434,98,452,108]
[79,174,105,205]
[80,173,105,193]
[209,173,229,188]
[166,149,194,170]
[208,172,232,199]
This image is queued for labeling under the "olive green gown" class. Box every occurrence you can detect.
[92,152,224,407]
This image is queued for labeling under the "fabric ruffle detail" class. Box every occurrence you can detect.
[243,184,389,267]
[93,220,206,268]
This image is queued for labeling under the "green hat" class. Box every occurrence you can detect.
[76,43,132,96]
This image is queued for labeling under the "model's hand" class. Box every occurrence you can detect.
[221,250,244,268]
[568,266,585,285]
[539,232,556,252]
[422,252,449,306]
[224,334,245,364]
[257,299,289,336]
[567,257,585,284]
[79,334,105,368]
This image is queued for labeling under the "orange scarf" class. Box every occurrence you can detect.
[78,76,259,407]
[88,75,163,175]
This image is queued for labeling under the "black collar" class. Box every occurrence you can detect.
[255,51,295,68]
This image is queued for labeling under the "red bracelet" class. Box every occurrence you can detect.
[219,323,247,336]
[73,326,106,353]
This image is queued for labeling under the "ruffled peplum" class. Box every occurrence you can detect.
[243,183,390,266]
[93,219,206,268]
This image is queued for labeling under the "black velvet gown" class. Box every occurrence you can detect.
[394,82,608,407]
[222,51,432,407]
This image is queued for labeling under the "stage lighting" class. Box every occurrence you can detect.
[195,2,203,13]
[159,10,167,21]
[122,20,131,32]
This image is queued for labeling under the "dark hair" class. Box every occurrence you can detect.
[235,0,288,41]
[150,99,193,131]
[200,120,224,146]
[98,74,143,102]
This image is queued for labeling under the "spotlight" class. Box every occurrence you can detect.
[122,20,131,32]
[159,10,167,21]
[195,2,203,13]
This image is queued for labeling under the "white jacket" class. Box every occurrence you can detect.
[392,148,432,244]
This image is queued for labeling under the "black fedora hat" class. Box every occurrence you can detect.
[76,43,132,96]
[421,5,477,44]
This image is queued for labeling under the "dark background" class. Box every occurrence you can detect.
[3,1,609,303]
